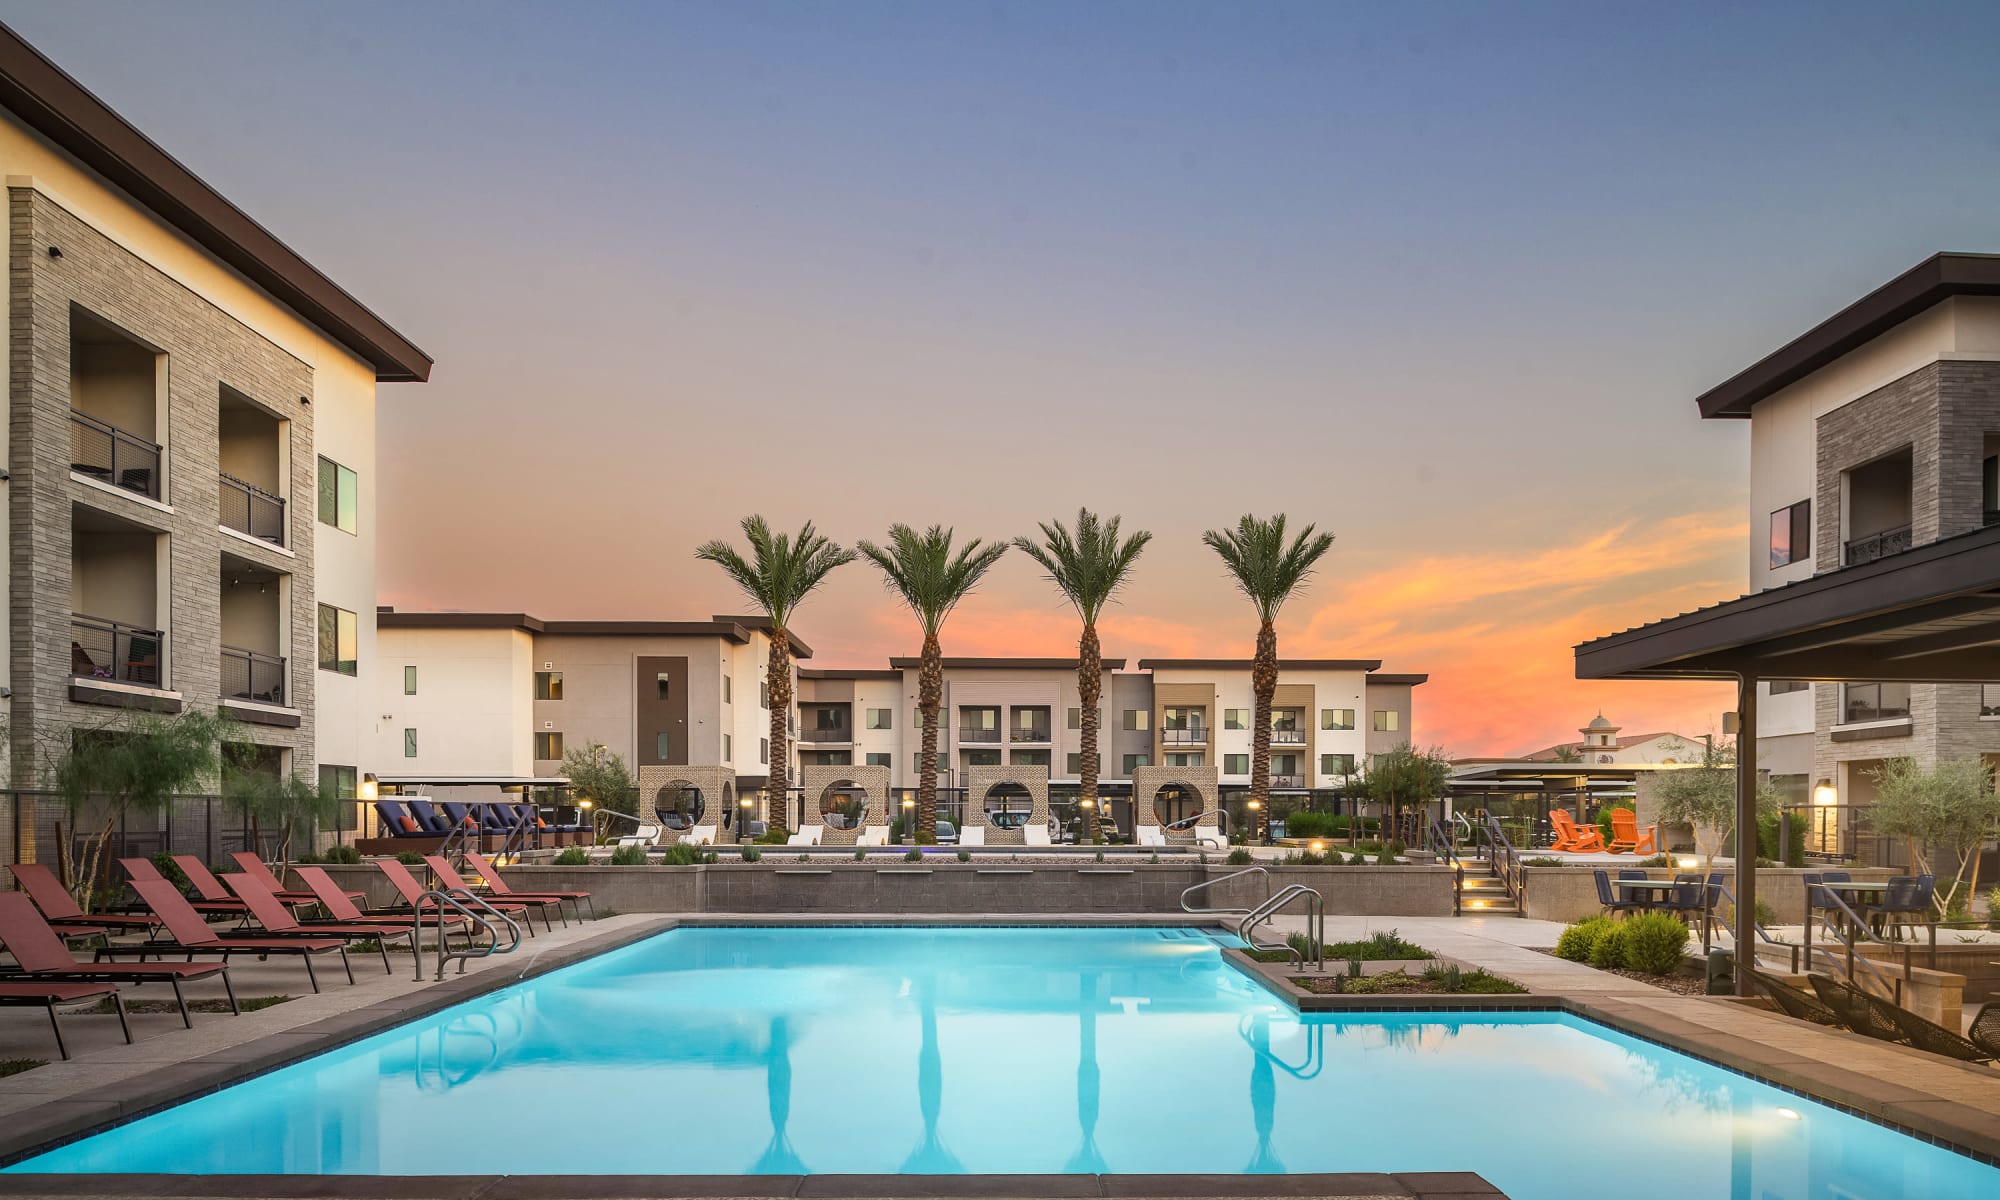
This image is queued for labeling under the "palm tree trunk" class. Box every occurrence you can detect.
[768,629,794,835]
[918,632,942,844]
[1077,622,1102,844]
[1250,619,1277,841]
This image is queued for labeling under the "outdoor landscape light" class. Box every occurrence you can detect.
[1079,798,1094,809]
[1678,856,1698,870]
[359,772,378,801]
[579,798,594,809]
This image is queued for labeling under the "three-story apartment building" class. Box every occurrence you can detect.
[0,27,430,862]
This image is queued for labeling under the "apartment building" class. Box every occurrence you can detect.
[375,611,804,828]
[0,27,431,861]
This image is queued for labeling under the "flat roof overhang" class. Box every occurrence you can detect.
[374,775,568,788]
[1575,523,2000,683]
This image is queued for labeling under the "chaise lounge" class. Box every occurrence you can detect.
[0,891,233,1028]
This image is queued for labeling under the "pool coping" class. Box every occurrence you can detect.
[1,913,1995,1188]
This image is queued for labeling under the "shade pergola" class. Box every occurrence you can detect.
[1574,522,2000,993]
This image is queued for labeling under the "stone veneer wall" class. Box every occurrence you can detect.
[1129,764,1219,829]
[963,763,1049,845]
[8,188,317,863]
[634,764,737,840]
[798,763,891,845]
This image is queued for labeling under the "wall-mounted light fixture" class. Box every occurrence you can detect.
[46,245,61,259]
[1812,778,1837,806]
[359,772,379,801]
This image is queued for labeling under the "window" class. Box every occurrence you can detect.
[1321,708,1355,730]
[1223,753,1249,775]
[965,749,1001,767]
[805,750,853,766]
[759,738,769,764]
[866,752,892,768]
[319,764,358,832]
[1165,752,1203,768]
[1014,749,1051,767]
[316,456,357,535]
[403,665,417,695]
[722,674,731,703]
[1270,709,1301,731]
[1272,753,1299,775]
[1122,753,1150,773]
[1224,708,1248,730]
[1163,706,1204,730]
[723,734,733,761]
[867,707,892,730]
[1841,682,1910,723]
[1321,753,1356,776]
[316,604,356,675]
[1769,680,1809,696]
[403,728,417,758]
[913,753,929,775]
[814,706,846,731]
[1122,709,1149,731]
[1065,752,1101,775]
[656,732,671,759]
[657,673,671,700]
[1066,707,1081,730]
[1372,710,1399,732]
[1982,685,2000,718]
[535,671,563,700]
[535,732,563,760]
[1769,499,1811,569]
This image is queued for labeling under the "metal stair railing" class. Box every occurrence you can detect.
[1708,883,1901,1001]
[1181,866,1268,919]
[1479,811,1526,911]
[1237,884,1324,971]
[414,887,523,981]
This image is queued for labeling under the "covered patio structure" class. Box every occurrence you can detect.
[1575,523,2000,993]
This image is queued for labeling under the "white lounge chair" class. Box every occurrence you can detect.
[1023,820,1051,847]
[616,822,662,847]
[787,825,823,847]
[856,825,890,847]
[1136,825,1166,848]
[683,823,719,846]
[958,824,985,848]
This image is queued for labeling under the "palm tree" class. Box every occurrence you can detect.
[695,517,855,835]
[1014,509,1151,844]
[1201,514,1335,841]
[857,525,1008,843]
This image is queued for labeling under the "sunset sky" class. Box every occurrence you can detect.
[15,2,2000,755]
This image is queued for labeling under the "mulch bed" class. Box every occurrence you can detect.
[1529,947,1710,995]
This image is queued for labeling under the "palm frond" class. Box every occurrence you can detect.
[694,514,856,629]
[1201,513,1336,624]
[857,524,1009,638]
[1013,507,1152,624]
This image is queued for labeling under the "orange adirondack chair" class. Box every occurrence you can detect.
[1607,809,1658,855]
[1548,810,1605,853]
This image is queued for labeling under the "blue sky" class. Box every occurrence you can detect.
[12,1,2000,750]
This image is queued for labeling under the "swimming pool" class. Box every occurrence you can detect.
[7,925,1995,1197]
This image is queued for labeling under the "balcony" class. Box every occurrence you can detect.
[1270,728,1306,745]
[1270,774,1305,788]
[1010,725,1052,744]
[221,645,286,705]
[1162,727,1207,746]
[219,473,285,545]
[960,727,1002,743]
[798,727,852,743]
[1843,524,1912,567]
[70,411,160,501]
[71,614,163,687]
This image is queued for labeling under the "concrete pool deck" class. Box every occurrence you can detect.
[1,912,1997,1192]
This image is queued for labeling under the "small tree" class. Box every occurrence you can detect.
[222,754,339,868]
[563,741,638,837]
[51,710,226,908]
[1652,737,1779,877]
[1364,743,1453,840]
[1869,756,2000,913]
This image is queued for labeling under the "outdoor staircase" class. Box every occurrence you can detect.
[1457,862,1519,916]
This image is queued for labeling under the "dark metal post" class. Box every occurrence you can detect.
[1778,810,1791,867]
[1734,674,1758,997]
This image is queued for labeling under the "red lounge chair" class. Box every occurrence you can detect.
[119,857,246,918]
[425,856,562,930]
[463,851,595,920]
[107,879,353,993]
[221,872,415,974]
[0,891,233,1028]
[0,981,130,1059]
[170,856,267,917]
[292,866,470,939]
[7,863,159,935]
[376,859,538,936]
[229,852,363,905]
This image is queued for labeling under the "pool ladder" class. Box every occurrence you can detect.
[413,887,524,981]
[1180,867,1324,972]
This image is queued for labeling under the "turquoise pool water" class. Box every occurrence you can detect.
[7,926,1995,1197]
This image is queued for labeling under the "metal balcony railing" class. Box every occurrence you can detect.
[70,614,164,687]
[1162,727,1207,746]
[69,410,160,501]
[1270,728,1306,745]
[220,645,285,705]
[959,727,1002,743]
[1270,774,1306,788]
[218,473,285,545]
[798,726,851,742]
[1843,524,1912,566]
[1010,726,1052,743]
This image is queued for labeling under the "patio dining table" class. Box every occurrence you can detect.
[1610,878,1679,913]
[1818,879,1891,935]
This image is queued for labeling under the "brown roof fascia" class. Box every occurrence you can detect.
[884,657,1130,670]
[712,616,813,659]
[798,667,903,681]
[1695,253,2000,419]
[1366,673,1430,686]
[375,612,544,633]
[0,22,432,382]
[377,612,756,644]
[1136,658,1383,671]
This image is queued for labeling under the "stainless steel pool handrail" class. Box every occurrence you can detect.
[1237,883,1324,971]
[1181,865,1270,918]
[414,887,523,981]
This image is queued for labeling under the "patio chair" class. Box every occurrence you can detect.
[291,865,470,939]
[405,799,453,834]
[1549,810,1604,853]
[1593,869,1642,916]
[110,879,352,993]
[425,856,563,929]
[462,851,593,921]
[0,980,129,1060]
[7,862,159,935]
[1606,809,1658,855]
[0,891,235,1028]
[1806,973,1911,1045]
[1876,1000,1995,1065]
[229,852,365,906]
[119,857,247,919]
[374,800,429,837]
[1656,876,1706,923]
[1861,874,1928,940]
[222,873,414,974]
[1745,969,1843,1028]
[372,858,539,936]
[1968,1003,2000,1058]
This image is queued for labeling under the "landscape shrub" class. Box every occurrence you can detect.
[1323,929,1431,960]
[1281,849,1331,866]
[608,844,651,866]
[853,849,866,861]
[1620,913,1691,975]
[1285,931,1321,959]
[1374,849,1397,865]
[663,842,716,866]
[395,851,424,865]
[1522,856,1565,867]
[739,846,762,863]
[1283,811,1339,839]
[1554,916,1613,962]
[1636,853,1672,867]
[1226,848,1254,867]
[322,844,362,865]
[1587,922,1630,970]
[903,848,924,862]
[755,829,789,845]
[956,849,971,862]
[150,853,192,895]
[552,846,588,867]
[1989,887,2000,931]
